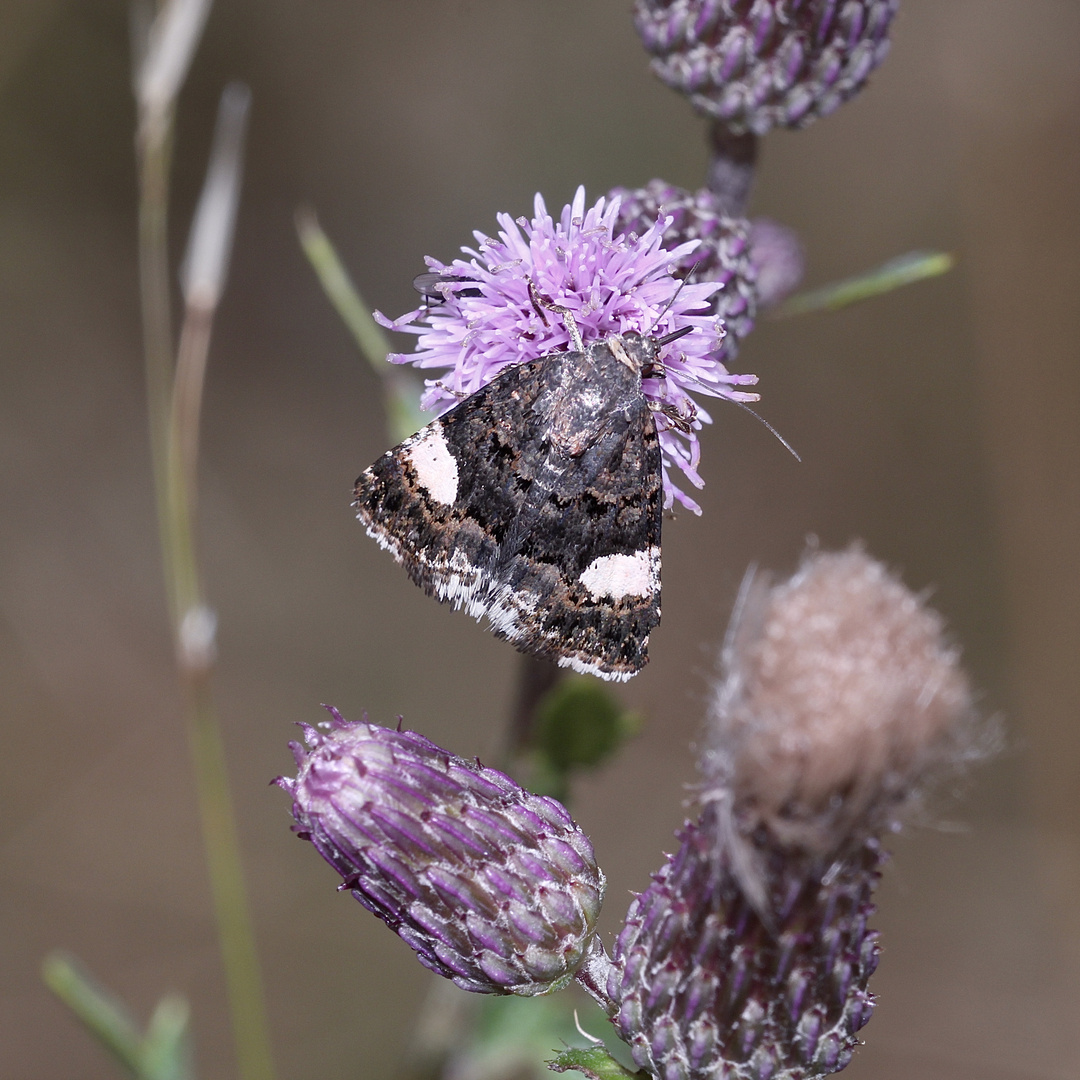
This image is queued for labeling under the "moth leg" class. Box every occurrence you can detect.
[431,380,468,400]
[527,279,585,354]
[648,398,697,435]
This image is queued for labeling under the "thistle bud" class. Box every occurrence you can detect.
[611,180,757,360]
[606,548,990,1079]
[609,808,882,1080]
[633,0,899,135]
[278,711,605,996]
[748,218,804,309]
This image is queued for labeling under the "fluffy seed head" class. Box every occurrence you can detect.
[633,0,899,135]
[701,547,983,857]
[603,548,989,1080]
[278,710,605,996]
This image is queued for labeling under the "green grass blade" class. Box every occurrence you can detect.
[43,952,145,1077]
[295,206,427,441]
[142,994,194,1080]
[774,251,954,318]
[295,206,393,373]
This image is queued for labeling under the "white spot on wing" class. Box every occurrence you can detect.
[406,422,458,505]
[578,548,659,601]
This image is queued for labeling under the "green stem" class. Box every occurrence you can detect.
[136,98,276,1080]
[137,120,180,621]
[161,294,276,1080]
[184,669,275,1080]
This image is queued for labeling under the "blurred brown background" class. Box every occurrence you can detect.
[2,2,1079,1078]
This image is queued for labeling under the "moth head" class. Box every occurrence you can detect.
[615,326,695,376]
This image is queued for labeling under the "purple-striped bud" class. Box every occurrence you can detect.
[633,0,899,135]
[278,711,605,996]
[611,180,757,362]
[609,807,882,1080]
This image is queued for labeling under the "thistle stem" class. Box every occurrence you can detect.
[705,123,758,217]
[135,63,275,1080]
[507,653,564,761]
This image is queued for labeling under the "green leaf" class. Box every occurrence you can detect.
[548,1046,648,1080]
[774,250,954,318]
[42,952,194,1080]
[295,206,392,370]
[295,206,425,442]
[43,952,145,1077]
[142,995,194,1080]
[384,370,429,443]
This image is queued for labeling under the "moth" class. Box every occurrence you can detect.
[353,310,695,681]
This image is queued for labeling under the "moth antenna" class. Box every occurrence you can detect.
[655,325,695,347]
[528,279,584,353]
[648,259,702,333]
[728,399,802,462]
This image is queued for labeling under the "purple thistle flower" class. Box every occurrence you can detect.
[376,186,760,513]
[277,709,606,996]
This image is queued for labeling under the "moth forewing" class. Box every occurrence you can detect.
[353,336,665,680]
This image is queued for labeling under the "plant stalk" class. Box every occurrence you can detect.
[136,70,275,1080]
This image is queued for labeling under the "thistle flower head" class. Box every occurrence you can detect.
[701,546,986,858]
[633,0,899,134]
[603,548,991,1080]
[278,710,605,996]
[376,186,760,513]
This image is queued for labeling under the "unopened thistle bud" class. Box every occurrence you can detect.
[607,548,989,1080]
[748,218,804,309]
[610,809,882,1080]
[278,711,605,996]
[611,180,757,361]
[633,0,899,135]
